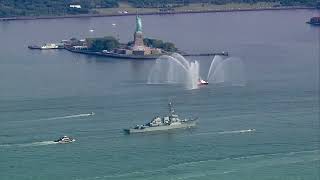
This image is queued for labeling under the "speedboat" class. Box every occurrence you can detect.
[54,136,75,144]
[198,79,209,86]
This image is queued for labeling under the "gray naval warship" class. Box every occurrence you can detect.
[124,102,198,134]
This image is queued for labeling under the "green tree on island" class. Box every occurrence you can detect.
[127,38,178,52]
[86,36,120,51]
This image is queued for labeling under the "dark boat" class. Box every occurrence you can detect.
[307,17,320,26]
[28,45,41,49]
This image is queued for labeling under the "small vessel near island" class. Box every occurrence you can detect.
[198,78,209,86]
[306,17,320,26]
[28,43,64,50]
[124,102,198,134]
[54,136,75,144]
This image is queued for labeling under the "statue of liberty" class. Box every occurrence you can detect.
[133,14,145,48]
[136,15,142,32]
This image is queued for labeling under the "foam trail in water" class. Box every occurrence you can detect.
[0,141,58,148]
[17,141,58,147]
[39,113,95,121]
[8,113,95,124]
[190,129,256,137]
[217,129,256,134]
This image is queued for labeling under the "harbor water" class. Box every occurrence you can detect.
[0,9,319,180]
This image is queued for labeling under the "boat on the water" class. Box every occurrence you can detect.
[198,78,209,86]
[124,102,198,134]
[41,43,64,49]
[27,45,42,49]
[54,136,75,144]
[41,43,59,49]
[307,17,320,26]
[28,43,64,50]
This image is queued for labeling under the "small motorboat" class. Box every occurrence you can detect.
[54,136,75,144]
[198,79,209,86]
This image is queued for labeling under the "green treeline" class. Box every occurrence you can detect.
[85,36,177,52]
[86,36,120,51]
[127,38,178,52]
[143,38,177,52]
[0,0,118,17]
[129,0,318,7]
[0,0,318,17]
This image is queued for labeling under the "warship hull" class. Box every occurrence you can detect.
[124,120,197,134]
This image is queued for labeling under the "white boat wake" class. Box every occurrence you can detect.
[39,113,95,121]
[17,141,58,147]
[9,113,95,124]
[189,129,256,137]
[217,129,256,134]
[0,141,58,148]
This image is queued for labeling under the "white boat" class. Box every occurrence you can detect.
[198,79,209,86]
[41,43,60,49]
[54,136,75,144]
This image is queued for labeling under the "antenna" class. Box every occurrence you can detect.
[168,101,175,114]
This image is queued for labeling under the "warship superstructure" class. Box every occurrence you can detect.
[124,102,197,134]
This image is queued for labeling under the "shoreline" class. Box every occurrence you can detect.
[0,6,316,21]
[64,47,229,60]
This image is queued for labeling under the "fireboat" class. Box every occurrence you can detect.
[198,78,209,86]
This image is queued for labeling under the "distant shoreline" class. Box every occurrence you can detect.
[0,6,316,21]
[64,47,228,60]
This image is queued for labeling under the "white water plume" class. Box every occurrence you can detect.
[207,55,224,80]
[207,56,246,86]
[148,53,199,89]
[147,53,246,89]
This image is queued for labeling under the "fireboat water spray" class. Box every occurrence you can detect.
[148,53,245,90]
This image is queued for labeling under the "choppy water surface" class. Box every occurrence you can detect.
[0,10,319,180]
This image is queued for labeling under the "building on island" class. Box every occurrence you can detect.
[113,15,162,56]
[66,15,165,57]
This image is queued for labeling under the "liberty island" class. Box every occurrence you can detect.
[28,15,228,59]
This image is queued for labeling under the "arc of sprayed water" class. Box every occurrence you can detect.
[189,60,200,89]
[147,53,200,89]
[148,55,189,84]
[209,61,225,83]
[159,55,189,72]
[171,53,191,70]
[207,55,224,80]
[208,57,246,85]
